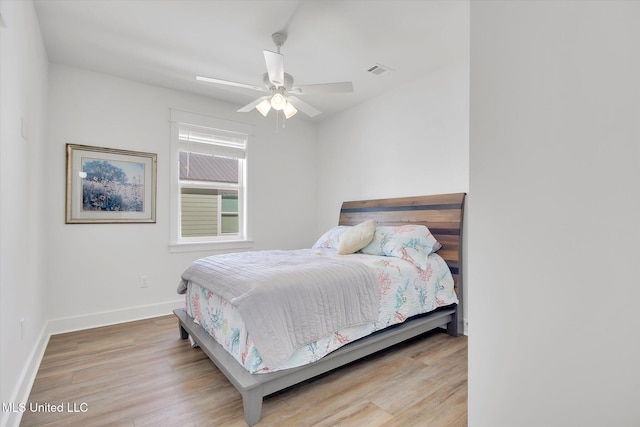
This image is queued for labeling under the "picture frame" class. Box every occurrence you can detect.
[66,144,157,223]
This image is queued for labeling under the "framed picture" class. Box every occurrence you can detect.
[66,144,157,223]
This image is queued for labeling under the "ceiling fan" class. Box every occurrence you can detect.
[196,32,353,119]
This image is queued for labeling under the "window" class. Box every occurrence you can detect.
[170,110,252,251]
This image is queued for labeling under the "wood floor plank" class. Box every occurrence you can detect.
[421,382,468,427]
[413,335,469,366]
[312,401,393,427]
[22,315,467,426]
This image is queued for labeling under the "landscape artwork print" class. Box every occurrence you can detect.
[66,144,157,223]
[81,158,145,212]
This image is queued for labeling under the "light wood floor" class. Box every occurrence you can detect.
[22,315,467,427]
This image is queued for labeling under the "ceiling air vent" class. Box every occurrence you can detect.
[367,63,394,76]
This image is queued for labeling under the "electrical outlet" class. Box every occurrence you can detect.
[140,275,149,288]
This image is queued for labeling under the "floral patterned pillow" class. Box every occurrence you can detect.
[361,225,441,269]
[312,225,352,250]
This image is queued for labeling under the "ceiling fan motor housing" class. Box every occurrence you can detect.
[263,72,294,91]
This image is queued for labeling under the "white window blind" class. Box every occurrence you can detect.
[178,123,246,159]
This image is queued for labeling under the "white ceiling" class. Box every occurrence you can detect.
[34,0,468,122]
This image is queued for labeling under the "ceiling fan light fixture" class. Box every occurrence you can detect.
[197,32,354,120]
[256,99,272,116]
[270,93,286,110]
[283,102,297,119]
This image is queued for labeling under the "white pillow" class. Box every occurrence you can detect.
[312,225,351,249]
[336,220,376,255]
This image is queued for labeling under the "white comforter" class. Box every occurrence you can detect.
[178,249,379,367]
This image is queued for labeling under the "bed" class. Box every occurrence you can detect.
[173,193,465,426]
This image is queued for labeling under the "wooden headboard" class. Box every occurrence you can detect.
[339,193,466,331]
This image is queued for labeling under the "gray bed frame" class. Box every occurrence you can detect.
[174,193,465,426]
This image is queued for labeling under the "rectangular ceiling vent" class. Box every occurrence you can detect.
[367,63,394,76]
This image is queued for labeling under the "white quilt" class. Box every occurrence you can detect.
[178,249,379,367]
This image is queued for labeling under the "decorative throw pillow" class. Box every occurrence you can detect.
[361,225,441,269]
[336,220,376,255]
[312,225,352,249]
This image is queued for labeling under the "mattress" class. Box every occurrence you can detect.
[184,249,457,373]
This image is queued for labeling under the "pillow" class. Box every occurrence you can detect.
[361,225,441,269]
[312,225,351,249]
[336,220,376,255]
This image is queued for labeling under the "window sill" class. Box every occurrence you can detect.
[169,239,254,254]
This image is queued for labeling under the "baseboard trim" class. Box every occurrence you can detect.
[2,300,185,427]
[47,299,185,335]
[2,323,50,427]
[4,298,460,427]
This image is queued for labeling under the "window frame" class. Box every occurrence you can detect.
[169,110,253,253]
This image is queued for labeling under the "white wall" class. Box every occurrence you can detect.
[0,0,49,425]
[469,1,640,426]
[315,57,470,231]
[44,64,318,329]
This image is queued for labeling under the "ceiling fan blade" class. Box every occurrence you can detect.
[289,81,353,95]
[237,96,270,113]
[263,50,284,86]
[196,76,265,92]
[287,96,322,118]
